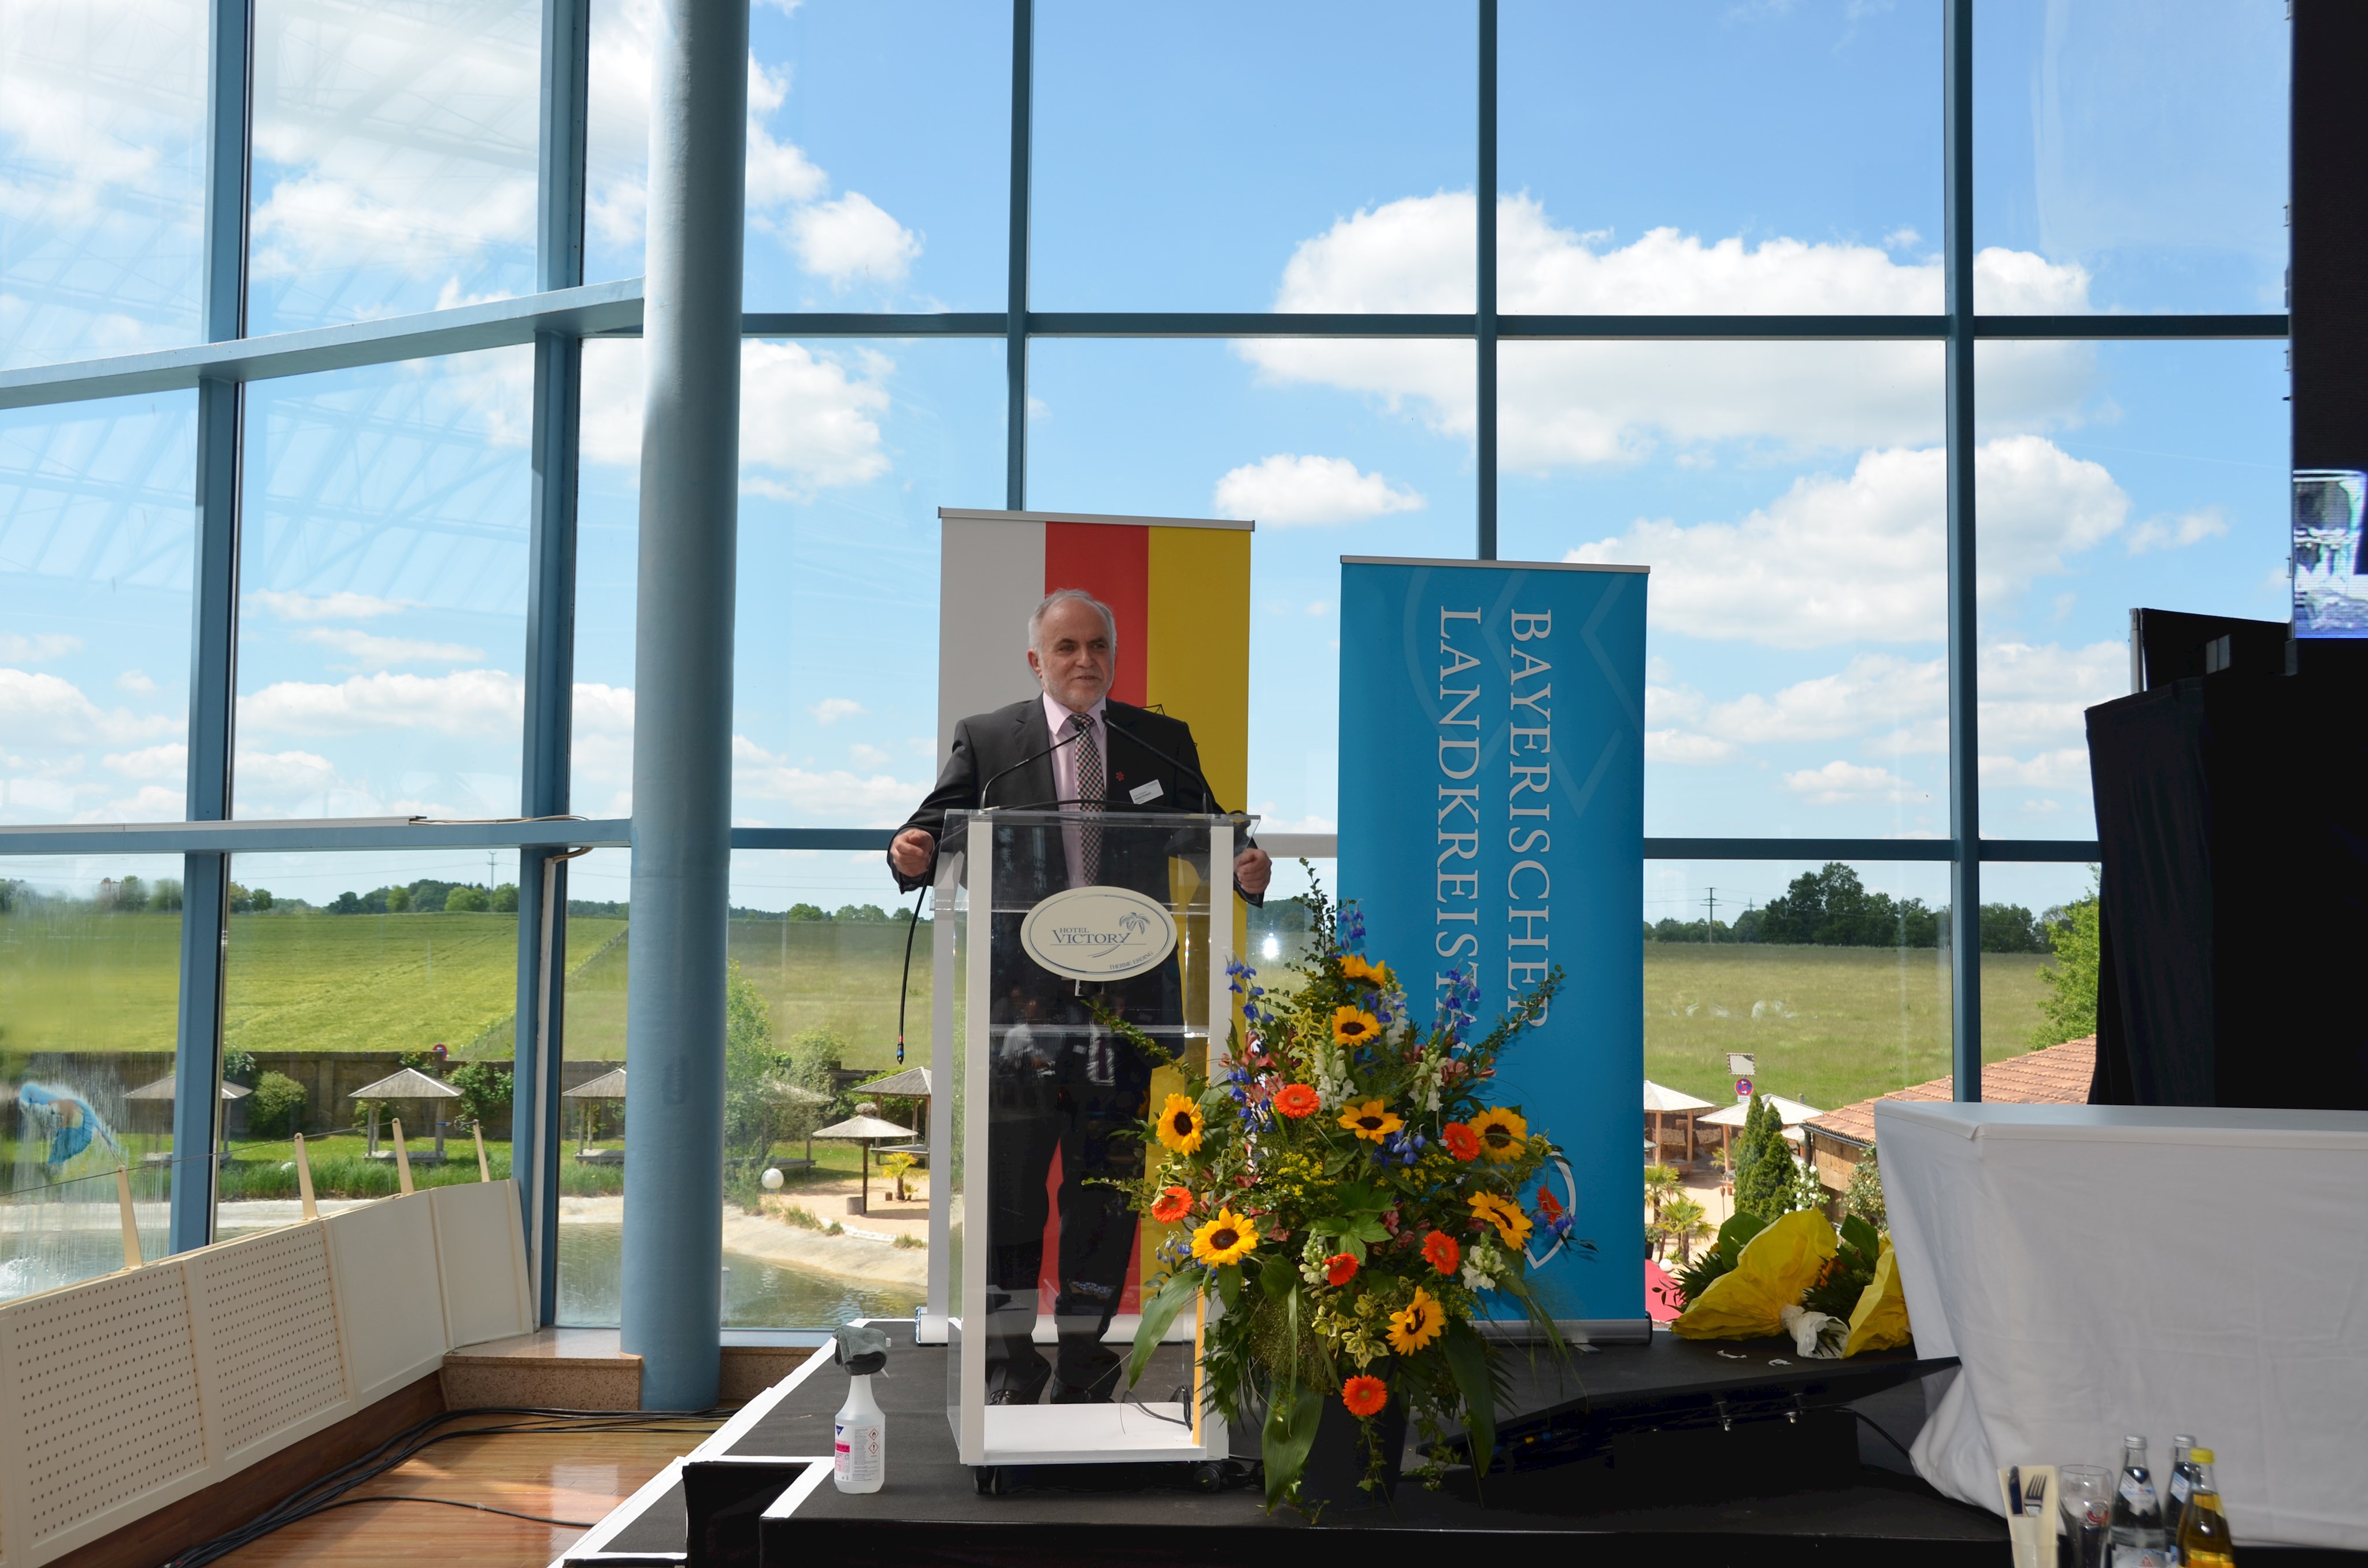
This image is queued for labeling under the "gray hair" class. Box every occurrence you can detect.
[1027,588,1118,651]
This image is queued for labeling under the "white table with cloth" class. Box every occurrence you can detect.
[1877,1100,2368,1551]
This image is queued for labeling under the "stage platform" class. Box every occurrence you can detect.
[554,1319,2039,1568]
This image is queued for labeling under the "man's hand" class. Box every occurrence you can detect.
[890,827,936,879]
[1234,844,1272,898]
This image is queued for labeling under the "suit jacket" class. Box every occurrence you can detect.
[889,696,1259,907]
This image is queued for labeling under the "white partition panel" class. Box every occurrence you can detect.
[0,1263,213,1566]
[430,1181,535,1349]
[187,1222,356,1470]
[324,1192,453,1406]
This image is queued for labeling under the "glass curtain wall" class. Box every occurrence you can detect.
[0,1,2288,1320]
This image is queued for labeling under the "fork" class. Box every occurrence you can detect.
[2022,1471,2048,1515]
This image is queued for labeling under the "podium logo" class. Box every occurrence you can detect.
[1019,885,1179,982]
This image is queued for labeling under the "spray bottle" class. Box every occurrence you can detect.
[831,1324,889,1494]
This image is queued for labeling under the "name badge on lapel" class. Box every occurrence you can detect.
[1128,779,1164,805]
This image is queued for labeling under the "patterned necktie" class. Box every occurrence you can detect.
[1070,711,1103,885]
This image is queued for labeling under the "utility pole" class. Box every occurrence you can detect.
[1703,887,1718,941]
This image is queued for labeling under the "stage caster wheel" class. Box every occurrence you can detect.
[972,1465,1007,1496]
[1190,1462,1223,1493]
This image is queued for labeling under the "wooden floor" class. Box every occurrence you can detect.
[211,1419,716,1568]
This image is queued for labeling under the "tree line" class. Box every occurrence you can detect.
[1643,862,2077,953]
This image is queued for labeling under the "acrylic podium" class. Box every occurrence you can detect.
[920,807,1245,1469]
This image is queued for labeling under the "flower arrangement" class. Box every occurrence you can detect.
[1105,883,1592,1511]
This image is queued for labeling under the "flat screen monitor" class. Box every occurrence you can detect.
[2294,469,2368,636]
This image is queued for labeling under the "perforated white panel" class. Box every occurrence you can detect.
[430,1181,533,1349]
[324,1193,450,1406]
[7,1266,208,1548]
[188,1224,352,1465]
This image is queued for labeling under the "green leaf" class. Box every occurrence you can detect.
[1348,1217,1391,1244]
[1261,1376,1325,1512]
[1216,1263,1243,1313]
[1260,1254,1297,1302]
[1126,1269,1203,1391]
[1442,1322,1496,1480]
[1715,1210,1767,1257]
[1840,1214,1880,1259]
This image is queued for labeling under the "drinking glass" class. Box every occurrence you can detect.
[2059,1466,2112,1568]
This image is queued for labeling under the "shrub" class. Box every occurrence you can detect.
[247,1070,307,1139]
[1845,1146,1888,1231]
[447,1061,513,1133]
[444,884,491,913]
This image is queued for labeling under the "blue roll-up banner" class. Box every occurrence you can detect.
[1338,556,1647,1331]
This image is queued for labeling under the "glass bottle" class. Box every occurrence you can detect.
[2175,1449,2234,1567]
[2111,1434,2171,1568]
[2166,1434,2202,1547]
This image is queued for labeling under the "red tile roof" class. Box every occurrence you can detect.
[1803,1036,2096,1149]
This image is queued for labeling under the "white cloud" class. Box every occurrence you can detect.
[1784,759,1927,805]
[743,58,828,206]
[240,669,523,736]
[1644,729,1735,765]
[1977,748,2094,790]
[582,339,894,494]
[731,735,923,825]
[1240,192,2096,465]
[2125,506,2229,554]
[297,628,486,668]
[788,192,922,286]
[116,669,158,693]
[0,668,179,746]
[101,743,186,781]
[809,698,864,725]
[1702,654,1945,743]
[243,3,539,280]
[0,633,81,662]
[249,589,412,622]
[1566,436,2128,647]
[1212,454,1426,527]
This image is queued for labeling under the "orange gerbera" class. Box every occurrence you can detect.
[1149,1185,1193,1224]
[1440,1121,1481,1162]
[1422,1230,1461,1276]
[1341,1375,1388,1418]
[1332,1006,1382,1046]
[1273,1083,1320,1120]
[1324,1252,1359,1287]
[1336,1099,1403,1143]
[1536,1184,1564,1222]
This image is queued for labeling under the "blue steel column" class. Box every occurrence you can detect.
[515,0,591,1323]
[1476,0,1498,561]
[1005,0,1033,509]
[620,0,746,1409]
[170,0,253,1255]
[1942,0,1981,1100]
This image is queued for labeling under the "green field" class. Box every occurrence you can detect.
[3,906,2055,1108]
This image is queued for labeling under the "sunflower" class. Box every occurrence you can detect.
[1386,1287,1444,1354]
[1190,1207,1260,1267]
[1421,1230,1461,1276]
[1440,1121,1481,1162]
[1338,954,1397,989]
[1324,1252,1359,1287]
[1149,1185,1193,1224]
[1341,1375,1388,1417]
[1272,1083,1320,1120]
[1336,1098,1403,1143]
[1470,1106,1529,1163]
[1332,1006,1382,1046]
[1468,1191,1534,1248]
[1156,1093,1205,1154]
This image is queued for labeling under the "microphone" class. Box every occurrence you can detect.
[1101,713,1223,819]
[979,721,1086,809]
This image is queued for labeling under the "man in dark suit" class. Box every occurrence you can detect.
[889,588,1271,1405]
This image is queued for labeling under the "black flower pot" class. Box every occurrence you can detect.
[1293,1389,1408,1511]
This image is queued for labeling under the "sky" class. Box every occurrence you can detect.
[0,0,2295,924]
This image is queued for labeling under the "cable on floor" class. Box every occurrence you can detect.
[304,1495,601,1529]
[163,1404,726,1568]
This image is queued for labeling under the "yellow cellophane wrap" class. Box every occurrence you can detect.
[1670,1209,1837,1340]
[1842,1241,1912,1356]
